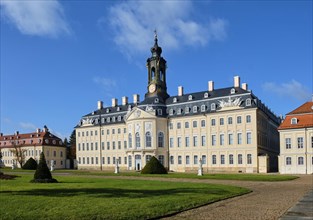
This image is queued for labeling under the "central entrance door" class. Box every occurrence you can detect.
[135,155,141,171]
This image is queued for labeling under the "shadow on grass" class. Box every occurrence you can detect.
[0,187,233,199]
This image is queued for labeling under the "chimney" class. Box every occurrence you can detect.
[97,101,103,110]
[111,98,118,107]
[15,131,19,135]
[178,86,184,96]
[234,76,240,87]
[208,81,214,92]
[133,94,140,104]
[242,83,248,90]
[122,96,128,105]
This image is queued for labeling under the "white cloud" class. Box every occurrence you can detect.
[262,80,311,101]
[19,122,37,131]
[106,1,227,56]
[0,0,71,37]
[93,77,117,89]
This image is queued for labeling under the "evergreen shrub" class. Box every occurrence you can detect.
[141,156,168,174]
[22,157,38,170]
[31,152,58,183]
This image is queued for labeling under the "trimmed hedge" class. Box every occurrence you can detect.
[22,157,38,170]
[32,152,58,183]
[141,156,167,174]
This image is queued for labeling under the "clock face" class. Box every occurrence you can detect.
[149,84,156,93]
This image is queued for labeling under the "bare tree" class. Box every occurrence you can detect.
[10,142,27,167]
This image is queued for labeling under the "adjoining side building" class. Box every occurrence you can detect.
[75,34,281,173]
[278,101,313,174]
[0,126,66,169]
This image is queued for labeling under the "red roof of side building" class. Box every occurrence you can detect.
[278,101,313,130]
[0,129,64,148]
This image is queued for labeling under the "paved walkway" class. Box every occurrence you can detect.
[279,189,313,220]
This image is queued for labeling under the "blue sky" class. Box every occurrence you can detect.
[1,0,312,139]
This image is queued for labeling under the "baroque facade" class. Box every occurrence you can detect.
[0,126,66,169]
[75,35,281,173]
[278,101,313,174]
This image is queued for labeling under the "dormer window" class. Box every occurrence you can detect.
[188,95,193,101]
[177,108,182,115]
[107,117,110,123]
[106,109,110,113]
[128,105,132,111]
[118,116,121,121]
[117,107,120,111]
[112,117,116,122]
[246,98,251,106]
[185,106,190,114]
[211,103,216,111]
[204,92,209,98]
[291,118,298,125]
[158,109,162,115]
[169,109,174,116]
[193,106,197,113]
[230,88,236,94]
[155,98,159,103]
[201,105,206,112]
[173,97,177,103]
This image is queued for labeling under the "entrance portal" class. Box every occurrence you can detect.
[135,155,141,171]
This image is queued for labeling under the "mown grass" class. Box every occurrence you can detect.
[2,167,298,181]
[0,174,249,220]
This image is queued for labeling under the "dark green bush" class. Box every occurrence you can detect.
[141,156,167,174]
[32,152,58,183]
[22,157,38,170]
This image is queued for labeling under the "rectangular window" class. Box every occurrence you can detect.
[95,142,98,150]
[220,134,224,145]
[113,142,116,150]
[177,137,182,147]
[78,143,81,151]
[107,157,110,164]
[194,155,198,165]
[87,157,89,164]
[169,123,173,129]
[246,115,251,123]
[101,130,104,135]
[91,142,94,151]
[185,137,190,147]
[186,155,190,165]
[107,142,110,150]
[193,136,198,147]
[101,142,105,150]
[91,157,94,164]
[247,154,252,164]
[91,131,93,136]
[211,119,216,126]
[211,135,216,146]
[228,117,233,125]
[124,156,127,165]
[212,155,216,164]
[298,157,304,165]
[82,157,85,164]
[311,136,313,148]
[86,143,89,151]
[297,137,304,148]
[228,134,233,145]
[169,137,174,148]
[124,141,127,149]
[247,132,252,144]
[201,155,206,164]
[285,138,291,149]
[86,131,89,136]
[201,135,206,146]
[177,122,181,129]
[286,157,291,165]
[178,156,182,165]
[95,130,98,136]
[201,120,206,127]
[102,157,105,164]
[237,133,242,145]
[221,155,225,164]
[238,154,243,164]
[118,128,121,134]
[229,154,234,164]
[185,122,189,128]
[193,121,197,128]
[118,141,121,150]
[170,156,174,165]
[158,155,164,165]
[237,116,242,124]
[220,118,224,125]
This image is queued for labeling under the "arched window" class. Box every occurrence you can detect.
[246,98,251,106]
[169,109,174,116]
[135,132,140,148]
[128,133,132,148]
[211,103,216,111]
[291,118,298,125]
[158,132,164,148]
[151,67,155,80]
[177,108,182,115]
[145,132,151,147]
[185,106,190,114]
[204,92,209,98]
[173,97,177,103]
[188,95,193,100]
[230,88,236,94]
[193,106,197,113]
[201,104,206,112]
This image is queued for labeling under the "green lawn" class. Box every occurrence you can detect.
[0,174,249,220]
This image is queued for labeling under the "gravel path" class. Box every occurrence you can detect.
[160,175,313,220]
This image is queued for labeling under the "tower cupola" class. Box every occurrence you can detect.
[145,31,169,101]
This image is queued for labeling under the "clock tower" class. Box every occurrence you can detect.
[145,31,169,101]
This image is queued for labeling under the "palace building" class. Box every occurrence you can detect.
[75,34,281,173]
[278,101,313,174]
[0,126,66,169]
